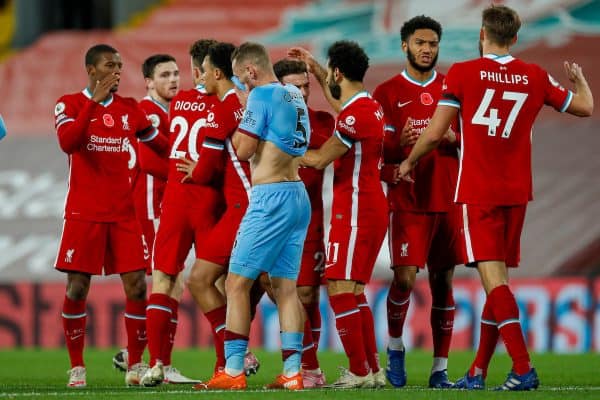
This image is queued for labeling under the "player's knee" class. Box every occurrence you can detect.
[66,281,89,300]
[297,286,319,304]
[393,277,415,292]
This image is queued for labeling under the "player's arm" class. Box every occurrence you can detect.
[56,99,97,154]
[232,130,259,161]
[139,138,169,180]
[399,105,457,180]
[301,134,349,170]
[563,61,593,117]
[288,47,341,113]
[177,136,226,184]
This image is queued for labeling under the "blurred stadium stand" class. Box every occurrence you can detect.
[0,0,598,281]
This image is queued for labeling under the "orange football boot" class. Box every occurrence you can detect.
[193,370,246,390]
[264,373,304,390]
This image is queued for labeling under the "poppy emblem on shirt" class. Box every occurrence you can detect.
[420,92,434,105]
[103,113,114,127]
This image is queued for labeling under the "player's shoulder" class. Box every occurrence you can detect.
[309,108,334,124]
[113,93,142,109]
[375,73,406,91]
[56,91,86,107]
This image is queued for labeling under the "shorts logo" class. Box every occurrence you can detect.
[400,243,408,257]
[121,114,130,130]
[420,92,434,105]
[65,249,75,263]
[103,114,114,127]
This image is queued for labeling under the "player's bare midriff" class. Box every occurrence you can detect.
[250,140,302,185]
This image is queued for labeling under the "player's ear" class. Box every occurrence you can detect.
[144,77,153,90]
[511,34,518,46]
[479,27,485,41]
[401,41,408,54]
[86,64,95,77]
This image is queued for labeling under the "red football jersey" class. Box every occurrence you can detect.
[131,96,170,220]
[441,54,573,205]
[165,86,220,208]
[300,108,334,241]
[373,70,458,212]
[331,92,387,227]
[203,89,249,207]
[54,89,155,221]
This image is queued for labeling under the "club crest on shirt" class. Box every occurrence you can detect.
[55,102,66,116]
[148,114,160,128]
[122,114,130,130]
[345,115,356,126]
[420,92,434,105]
[103,113,114,127]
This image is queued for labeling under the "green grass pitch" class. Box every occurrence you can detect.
[1,349,599,399]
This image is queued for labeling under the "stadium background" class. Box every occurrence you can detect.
[0,0,598,354]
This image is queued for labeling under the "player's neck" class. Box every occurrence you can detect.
[404,66,434,83]
[482,42,511,57]
[254,71,279,87]
[148,91,169,109]
[217,81,235,100]
[339,81,366,105]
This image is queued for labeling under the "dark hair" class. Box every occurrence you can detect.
[273,59,308,81]
[142,54,177,79]
[189,39,217,69]
[85,44,118,66]
[482,5,521,46]
[231,42,271,69]
[326,40,369,82]
[207,42,236,79]
[400,15,442,42]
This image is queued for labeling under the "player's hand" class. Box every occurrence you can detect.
[564,61,584,84]
[287,47,317,73]
[91,73,119,103]
[400,117,419,146]
[176,156,197,183]
[398,159,415,183]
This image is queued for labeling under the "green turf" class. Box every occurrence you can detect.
[0,349,599,399]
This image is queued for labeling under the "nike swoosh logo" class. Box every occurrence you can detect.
[70,334,83,340]
[91,118,97,122]
[397,100,412,108]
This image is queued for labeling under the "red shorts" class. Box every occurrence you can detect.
[197,205,246,266]
[55,218,149,275]
[388,207,464,270]
[297,239,326,287]
[139,218,159,275]
[460,203,526,268]
[324,223,387,284]
[153,202,218,276]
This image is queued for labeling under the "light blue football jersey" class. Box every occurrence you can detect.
[238,82,310,156]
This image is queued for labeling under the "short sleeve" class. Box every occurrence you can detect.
[238,91,267,139]
[372,84,395,134]
[54,96,76,130]
[439,64,462,109]
[539,67,573,112]
[334,110,361,148]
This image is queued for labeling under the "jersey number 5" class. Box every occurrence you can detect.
[472,89,528,138]
[293,107,307,149]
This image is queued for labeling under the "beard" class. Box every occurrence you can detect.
[407,47,438,73]
[328,80,342,100]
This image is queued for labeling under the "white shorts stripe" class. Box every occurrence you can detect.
[124,313,146,320]
[462,204,475,263]
[335,308,360,319]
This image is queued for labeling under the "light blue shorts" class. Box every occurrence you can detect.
[230,181,310,280]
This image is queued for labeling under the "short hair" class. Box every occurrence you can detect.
[231,42,271,70]
[85,44,118,67]
[207,42,236,79]
[482,5,521,46]
[400,15,442,42]
[273,59,308,81]
[326,40,369,82]
[189,39,217,69]
[142,54,177,79]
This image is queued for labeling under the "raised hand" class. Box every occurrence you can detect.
[91,73,119,103]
